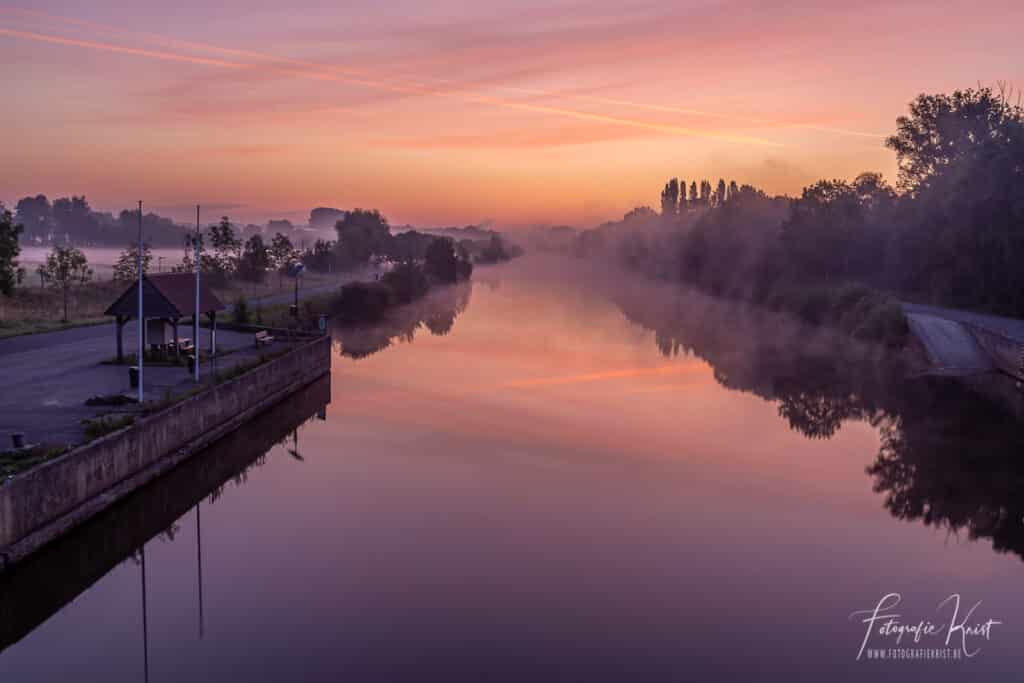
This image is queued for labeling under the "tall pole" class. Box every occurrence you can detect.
[196,503,205,639]
[140,544,150,683]
[194,205,201,382]
[137,200,144,403]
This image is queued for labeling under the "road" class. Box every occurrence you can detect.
[0,270,366,359]
[902,302,1024,375]
[0,271,365,447]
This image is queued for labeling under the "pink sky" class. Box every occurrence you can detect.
[1,1,1021,228]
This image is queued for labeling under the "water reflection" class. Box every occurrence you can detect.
[331,283,472,358]
[0,375,331,655]
[609,281,1024,561]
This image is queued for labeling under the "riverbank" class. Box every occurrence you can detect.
[0,333,331,569]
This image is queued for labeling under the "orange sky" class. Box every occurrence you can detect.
[1,2,1022,228]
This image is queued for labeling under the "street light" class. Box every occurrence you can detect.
[287,262,305,317]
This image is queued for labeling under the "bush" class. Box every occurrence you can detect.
[330,281,394,322]
[81,414,136,441]
[382,261,430,304]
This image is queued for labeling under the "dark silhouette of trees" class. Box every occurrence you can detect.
[52,196,99,243]
[309,207,346,231]
[425,238,458,283]
[14,195,52,243]
[885,87,1024,314]
[0,205,24,295]
[302,239,337,272]
[335,209,391,266]
[585,87,1024,325]
[660,178,680,217]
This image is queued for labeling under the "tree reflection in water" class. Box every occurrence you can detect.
[611,281,1024,561]
[331,282,472,359]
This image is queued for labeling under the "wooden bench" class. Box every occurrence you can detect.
[254,330,275,347]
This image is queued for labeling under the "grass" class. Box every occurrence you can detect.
[0,445,70,479]
[0,268,355,341]
[81,414,136,441]
[0,316,110,340]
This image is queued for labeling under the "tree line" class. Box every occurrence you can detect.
[588,86,1024,335]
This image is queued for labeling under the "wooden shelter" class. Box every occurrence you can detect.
[104,273,225,362]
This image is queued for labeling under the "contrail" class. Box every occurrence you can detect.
[6,7,884,140]
[0,23,782,146]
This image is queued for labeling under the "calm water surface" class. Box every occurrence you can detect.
[1,257,1022,681]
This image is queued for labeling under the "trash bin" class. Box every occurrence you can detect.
[187,354,197,374]
[129,366,139,389]
[10,433,25,449]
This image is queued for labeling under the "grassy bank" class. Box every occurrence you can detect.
[0,269,356,341]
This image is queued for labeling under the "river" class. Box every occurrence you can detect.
[1,256,1021,681]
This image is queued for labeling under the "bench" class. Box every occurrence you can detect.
[172,337,194,352]
[254,330,275,347]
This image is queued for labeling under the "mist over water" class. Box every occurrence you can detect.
[1,255,1020,682]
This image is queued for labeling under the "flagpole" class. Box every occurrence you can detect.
[137,200,144,403]
[194,205,201,382]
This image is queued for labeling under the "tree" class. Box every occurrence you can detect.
[335,209,391,266]
[660,178,680,217]
[885,87,1024,195]
[237,234,271,282]
[302,239,337,272]
[269,232,296,289]
[113,242,153,281]
[885,87,1024,313]
[781,179,865,282]
[309,207,347,231]
[0,205,25,296]
[728,180,739,203]
[424,238,458,283]
[14,195,52,243]
[689,181,698,204]
[51,196,99,243]
[678,179,687,211]
[38,246,92,322]
[208,216,241,277]
[715,179,727,207]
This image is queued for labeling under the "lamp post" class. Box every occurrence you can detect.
[137,201,144,403]
[193,206,201,382]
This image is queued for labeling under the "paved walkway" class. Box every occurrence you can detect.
[0,322,287,448]
[0,270,367,448]
[902,302,1024,375]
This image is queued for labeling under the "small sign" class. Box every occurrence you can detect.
[318,314,327,331]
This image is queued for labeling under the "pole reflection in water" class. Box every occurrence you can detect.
[0,374,330,660]
[139,544,148,683]
[196,503,204,640]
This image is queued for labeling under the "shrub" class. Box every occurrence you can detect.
[81,414,136,441]
[330,281,394,322]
